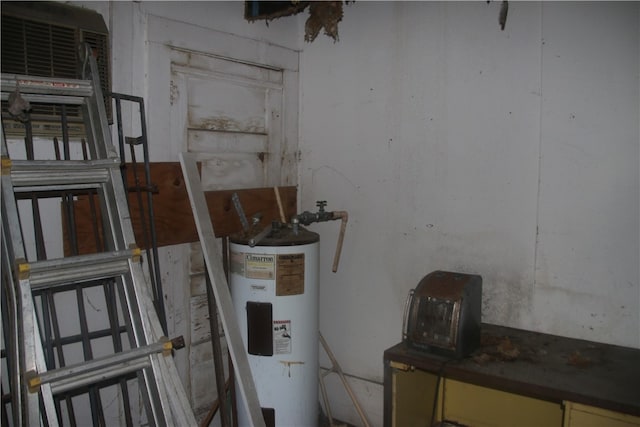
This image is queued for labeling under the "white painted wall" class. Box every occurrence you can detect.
[299,2,638,426]
[64,2,639,426]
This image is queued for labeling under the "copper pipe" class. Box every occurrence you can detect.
[274,186,286,223]
[331,211,348,273]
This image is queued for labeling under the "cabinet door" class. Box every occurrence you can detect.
[388,363,441,427]
[386,361,564,427]
[442,379,563,427]
[563,402,640,427]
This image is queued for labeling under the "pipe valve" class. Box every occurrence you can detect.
[292,201,348,273]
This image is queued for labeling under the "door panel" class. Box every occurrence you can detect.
[195,152,265,190]
[188,129,266,154]
[186,77,269,133]
[171,55,284,190]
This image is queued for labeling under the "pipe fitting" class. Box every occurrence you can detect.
[291,202,349,272]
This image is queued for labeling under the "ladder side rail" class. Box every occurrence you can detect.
[73,282,107,426]
[97,186,147,357]
[2,137,38,426]
[113,270,168,427]
[142,360,170,427]
[79,68,135,255]
[102,279,135,427]
[117,257,197,426]
[102,168,139,252]
[155,353,199,426]
[1,133,58,426]
[109,273,161,427]
[79,46,115,161]
[136,298,197,427]
[31,320,59,426]
[79,47,140,257]
[112,262,197,427]
[2,226,24,426]
[124,264,180,427]
[38,289,78,423]
[143,297,198,427]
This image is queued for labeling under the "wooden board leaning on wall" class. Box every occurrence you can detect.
[62,162,297,255]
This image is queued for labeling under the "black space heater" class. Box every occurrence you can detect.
[403,270,482,359]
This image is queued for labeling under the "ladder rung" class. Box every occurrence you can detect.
[27,338,177,394]
[49,359,150,395]
[0,92,86,106]
[1,74,93,98]
[8,158,119,191]
[20,249,141,290]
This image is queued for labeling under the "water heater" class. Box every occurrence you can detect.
[229,224,319,427]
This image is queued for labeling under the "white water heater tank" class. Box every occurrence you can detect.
[229,225,319,427]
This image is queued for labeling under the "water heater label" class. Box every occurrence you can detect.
[273,320,292,354]
[245,253,275,279]
[276,253,305,296]
[230,251,245,276]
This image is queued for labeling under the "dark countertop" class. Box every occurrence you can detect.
[384,324,640,416]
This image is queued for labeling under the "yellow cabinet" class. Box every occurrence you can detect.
[389,364,563,427]
[443,379,563,427]
[390,364,438,427]
[563,402,640,427]
[384,324,640,427]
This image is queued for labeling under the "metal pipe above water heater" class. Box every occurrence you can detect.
[293,201,348,272]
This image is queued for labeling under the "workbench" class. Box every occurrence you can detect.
[383,324,640,427]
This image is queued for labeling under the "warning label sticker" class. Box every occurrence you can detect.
[273,320,292,354]
[245,253,275,279]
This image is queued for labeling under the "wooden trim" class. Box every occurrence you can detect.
[64,162,296,255]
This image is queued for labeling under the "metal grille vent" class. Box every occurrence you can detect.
[1,2,111,135]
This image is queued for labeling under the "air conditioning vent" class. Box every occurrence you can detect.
[1,1,111,137]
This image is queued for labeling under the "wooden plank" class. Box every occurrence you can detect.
[179,152,266,427]
[64,162,296,255]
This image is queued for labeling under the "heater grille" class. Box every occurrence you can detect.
[1,2,111,135]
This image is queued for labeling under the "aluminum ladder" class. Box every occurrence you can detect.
[1,45,196,426]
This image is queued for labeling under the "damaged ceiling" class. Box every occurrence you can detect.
[245,1,348,42]
[244,1,509,43]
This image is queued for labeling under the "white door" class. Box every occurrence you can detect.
[146,15,299,418]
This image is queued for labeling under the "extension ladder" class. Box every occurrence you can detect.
[1,45,196,426]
